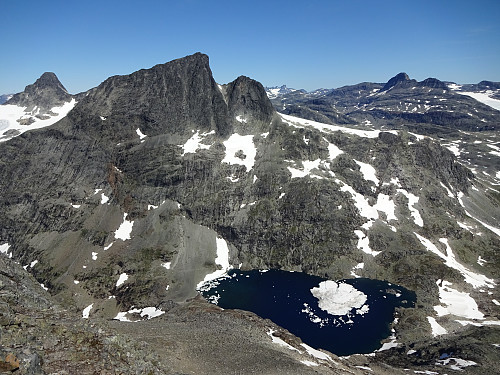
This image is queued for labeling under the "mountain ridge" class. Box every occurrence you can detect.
[1,52,499,374]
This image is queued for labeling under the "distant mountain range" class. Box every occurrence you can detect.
[1,54,499,374]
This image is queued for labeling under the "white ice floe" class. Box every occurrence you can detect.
[311,280,368,316]
[0,99,77,142]
[114,306,165,322]
[115,213,134,241]
[222,134,256,172]
[136,128,146,140]
[116,272,128,287]
[434,280,484,319]
[427,316,447,336]
[415,233,494,288]
[0,243,11,258]
[280,113,398,139]
[82,303,93,319]
[267,329,300,352]
[196,237,232,290]
[397,189,423,227]
[181,130,214,156]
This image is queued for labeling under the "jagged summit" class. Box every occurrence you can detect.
[6,71,72,110]
[69,53,276,138]
[382,72,413,91]
[69,52,231,137]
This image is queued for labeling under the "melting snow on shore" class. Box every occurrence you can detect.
[196,236,232,291]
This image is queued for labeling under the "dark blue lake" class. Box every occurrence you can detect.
[200,269,416,356]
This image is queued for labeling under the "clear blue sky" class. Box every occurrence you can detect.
[2,0,499,94]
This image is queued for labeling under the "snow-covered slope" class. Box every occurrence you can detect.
[0,98,77,142]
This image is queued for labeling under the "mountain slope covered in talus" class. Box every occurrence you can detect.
[0,53,499,374]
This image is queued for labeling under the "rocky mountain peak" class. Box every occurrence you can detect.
[225,75,275,131]
[70,52,232,137]
[6,72,72,111]
[382,72,412,91]
[418,77,448,90]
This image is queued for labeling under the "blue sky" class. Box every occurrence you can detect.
[2,0,499,94]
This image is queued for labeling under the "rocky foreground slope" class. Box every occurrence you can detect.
[1,53,499,374]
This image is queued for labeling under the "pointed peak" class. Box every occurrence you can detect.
[382,72,411,91]
[33,72,68,92]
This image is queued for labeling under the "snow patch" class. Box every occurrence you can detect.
[414,234,494,288]
[427,316,447,336]
[300,343,332,361]
[115,213,134,241]
[82,303,93,319]
[116,273,128,287]
[280,113,397,139]
[136,128,146,140]
[397,189,423,226]
[267,329,300,352]
[196,237,232,290]
[0,243,12,258]
[354,160,379,186]
[0,99,77,142]
[181,130,214,156]
[114,306,165,322]
[434,280,484,319]
[222,134,256,172]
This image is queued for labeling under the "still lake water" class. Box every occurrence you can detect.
[200,269,416,356]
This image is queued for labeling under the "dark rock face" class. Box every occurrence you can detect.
[382,72,414,91]
[70,52,232,138]
[6,72,72,111]
[224,75,275,132]
[417,77,448,90]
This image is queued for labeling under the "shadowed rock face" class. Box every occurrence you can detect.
[225,75,275,124]
[6,72,72,111]
[69,52,232,138]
